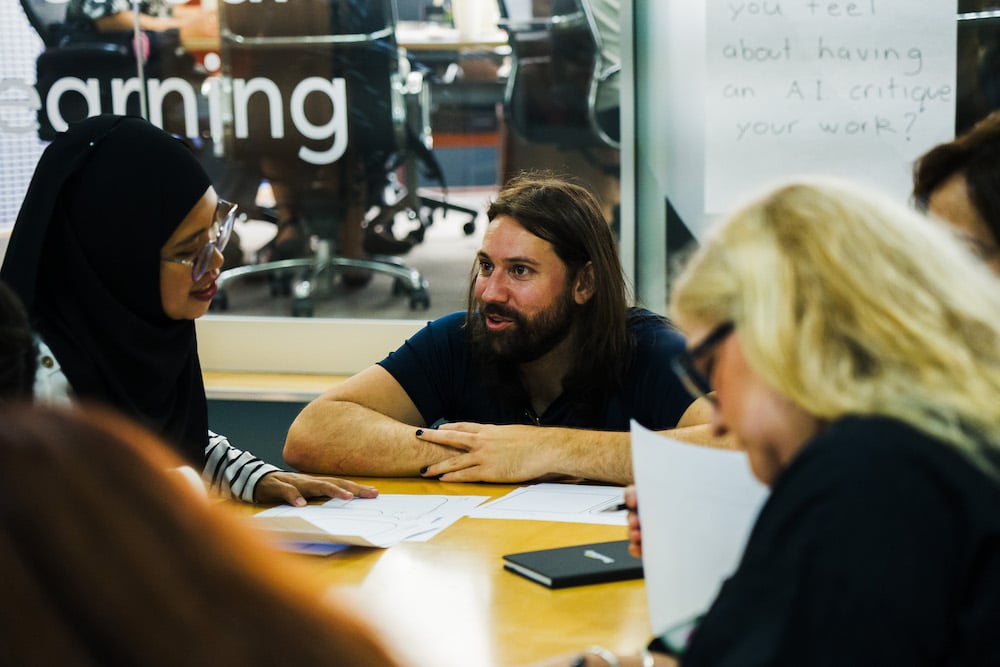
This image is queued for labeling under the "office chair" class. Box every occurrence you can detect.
[25,0,199,141]
[497,0,620,154]
[20,0,67,47]
[369,73,481,247]
[211,0,443,316]
[25,0,135,139]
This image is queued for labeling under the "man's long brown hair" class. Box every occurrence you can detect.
[466,173,633,414]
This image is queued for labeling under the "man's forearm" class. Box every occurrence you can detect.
[546,428,634,485]
[283,400,455,476]
[661,423,739,450]
[544,424,735,486]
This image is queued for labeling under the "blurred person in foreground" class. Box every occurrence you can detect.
[533,178,1000,666]
[0,403,408,667]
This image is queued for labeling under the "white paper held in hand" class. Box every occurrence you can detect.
[630,421,769,636]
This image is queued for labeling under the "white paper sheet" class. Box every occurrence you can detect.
[704,0,956,213]
[253,494,489,548]
[467,483,628,525]
[279,541,351,556]
[631,422,769,635]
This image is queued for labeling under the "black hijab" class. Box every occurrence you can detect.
[1,115,211,464]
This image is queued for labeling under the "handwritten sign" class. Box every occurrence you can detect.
[705,0,955,213]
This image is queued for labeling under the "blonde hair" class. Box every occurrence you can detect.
[671,177,1000,462]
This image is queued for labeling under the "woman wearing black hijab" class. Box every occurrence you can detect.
[1,114,377,506]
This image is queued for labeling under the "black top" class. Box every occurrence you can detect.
[681,416,1000,667]
[1,115,211,464]
[378,308,693,430]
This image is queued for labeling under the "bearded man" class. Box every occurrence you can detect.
[284,175,713,484]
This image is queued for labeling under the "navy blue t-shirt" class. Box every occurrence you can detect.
[377,307,693,430]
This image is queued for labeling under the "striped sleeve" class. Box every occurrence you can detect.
[202,430,281,503]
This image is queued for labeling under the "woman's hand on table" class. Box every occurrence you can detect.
[255,471,379,507]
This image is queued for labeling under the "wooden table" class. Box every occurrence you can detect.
[233,477,650,667]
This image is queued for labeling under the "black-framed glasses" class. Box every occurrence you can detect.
[671,320,734,403]
[161,199,237,282]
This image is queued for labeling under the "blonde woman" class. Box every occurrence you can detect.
[535,178,1000,667]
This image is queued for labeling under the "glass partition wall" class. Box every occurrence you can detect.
[1,0,623,372]
[631,0,1000,309]
[2,1,997,373]
[1,0,620,309]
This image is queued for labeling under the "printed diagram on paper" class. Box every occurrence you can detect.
[254,494,489,547]
[468,484,628,525]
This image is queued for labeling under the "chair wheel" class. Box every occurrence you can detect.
[291,297,314,317]
[209,291,228,311]
[406,228,426,245]
[409,289,430,310]
[269,273,292,297]
[392,278,407,296]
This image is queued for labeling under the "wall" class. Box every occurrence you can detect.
[633,0,957,281]
[207,398,303,469]
[196,315,424,374]
[633,0,704,308]
[0,0,45,229]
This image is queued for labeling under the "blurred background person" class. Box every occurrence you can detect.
[64,0,218,42]
[913,109,1000,275]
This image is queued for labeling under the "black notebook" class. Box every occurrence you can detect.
[502,539,643,589]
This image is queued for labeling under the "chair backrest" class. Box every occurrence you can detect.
[219,0,402,179]
[498,0,618,149]
[580,0,621,147]
[33,26,200,141]
[20,0,68,47]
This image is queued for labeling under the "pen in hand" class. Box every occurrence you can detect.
[602,502,630,512]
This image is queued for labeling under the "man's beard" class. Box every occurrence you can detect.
[470,289,578,364]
